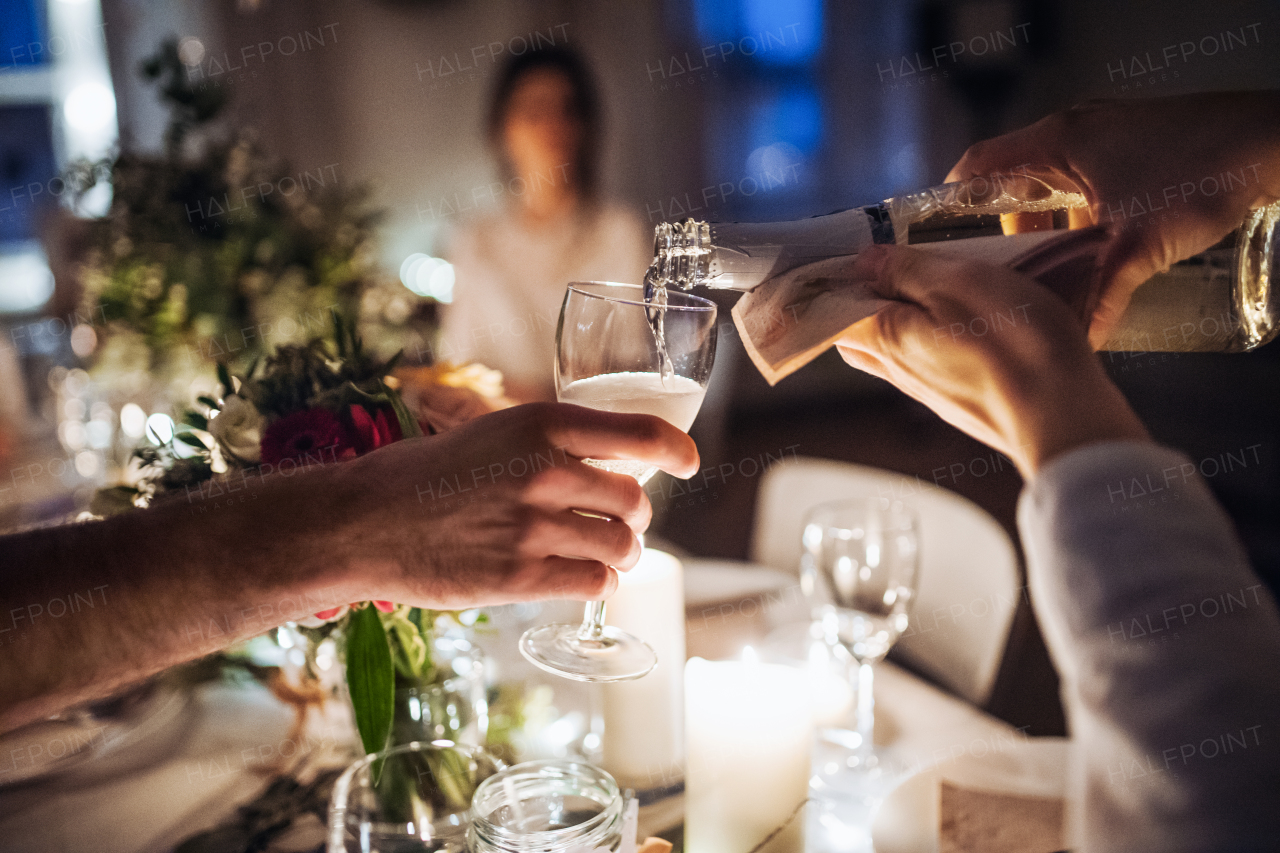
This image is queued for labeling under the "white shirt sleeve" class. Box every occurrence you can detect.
[1017,441,1280,853]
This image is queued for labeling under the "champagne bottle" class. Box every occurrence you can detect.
[648,175,1280,353]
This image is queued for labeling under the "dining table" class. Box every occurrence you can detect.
[0,559,1074,853]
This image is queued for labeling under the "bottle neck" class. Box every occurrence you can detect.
[652,208,886,291]
[652,219,712,290]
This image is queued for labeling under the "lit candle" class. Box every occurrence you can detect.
[684,653,814,853]
[601,549,685,789]
[804,636,855,730]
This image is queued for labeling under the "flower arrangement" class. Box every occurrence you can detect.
[63,39,434,386]
[96,315,510,757]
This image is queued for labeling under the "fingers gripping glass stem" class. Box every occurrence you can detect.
[518,281,717,683]
[577,600,607,643]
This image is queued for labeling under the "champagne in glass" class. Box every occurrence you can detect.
[519,281,717,683]
[557,371,705,483]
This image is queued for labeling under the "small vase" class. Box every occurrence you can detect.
[389,632,488,747]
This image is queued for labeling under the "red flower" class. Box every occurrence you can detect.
[344,404,402,455]
[260,408,351,465]
[261,405,403,466]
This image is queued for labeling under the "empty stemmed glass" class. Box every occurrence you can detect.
[519,281,717,682]
[801,498,919,780]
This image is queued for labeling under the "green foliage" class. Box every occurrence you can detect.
[139,38,231,156]
[216,363,234,398]
[176,432,208,450]
[383,607,431,682]
[234,332,403,421]
[66,38,385,371]
[346,604,395,757]
[381,377,424,439]
[156,455,214,491]
[103,310,414,509]
[425,746,481,811]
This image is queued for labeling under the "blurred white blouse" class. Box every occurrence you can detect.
[441,203,650,402]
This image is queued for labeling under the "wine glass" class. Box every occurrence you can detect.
[519,281,717,682]
[328,741,503,852]
[801,498,919,779]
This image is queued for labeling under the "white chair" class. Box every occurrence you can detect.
[751,457,1020,708]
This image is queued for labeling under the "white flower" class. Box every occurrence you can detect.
[208,395,264,463]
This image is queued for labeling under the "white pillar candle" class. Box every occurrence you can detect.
[601,549,685,789]
[685,655,814,853]
[803,636,856,730]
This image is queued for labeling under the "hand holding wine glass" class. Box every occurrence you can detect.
[520,281,717,683]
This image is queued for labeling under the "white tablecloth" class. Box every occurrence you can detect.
[0,656,1067,853]
[0,682,353,853]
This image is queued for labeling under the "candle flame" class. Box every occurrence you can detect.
[741,645,758,664]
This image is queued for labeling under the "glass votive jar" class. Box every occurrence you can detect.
[328,740,503,853]
[468,759,627,852]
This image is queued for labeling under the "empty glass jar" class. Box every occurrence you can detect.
[468,759,628,853]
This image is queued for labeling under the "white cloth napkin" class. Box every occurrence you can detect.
[731,227,1110,385]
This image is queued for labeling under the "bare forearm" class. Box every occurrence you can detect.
[1003,352,1152,477]
[0,404,702,732]
[0,462,365,731]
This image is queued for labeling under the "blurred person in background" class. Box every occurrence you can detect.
[441,46,650,403]
[0,334,23,464]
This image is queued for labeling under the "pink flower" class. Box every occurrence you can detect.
[296,604,350,628]
[344,404,402,455]
[301,600,395,626]
[260,409,350,466]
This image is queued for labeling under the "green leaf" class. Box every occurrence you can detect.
[216,363,234,397]
[382,349,404,375]
[176,432,208,450]
[384,607,430,681]
[341,381,389,406]
[347,603,395,757]
[426,745,478,809]
[333,312,347,359]
[196,395,219,409]
[381,381,423,439]
[183,412,210,431]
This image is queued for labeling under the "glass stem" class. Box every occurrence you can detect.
[855,660,875,758]
[577,601,607,642]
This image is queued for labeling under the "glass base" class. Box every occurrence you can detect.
[811,731,905,801]
[519,623,658,683]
